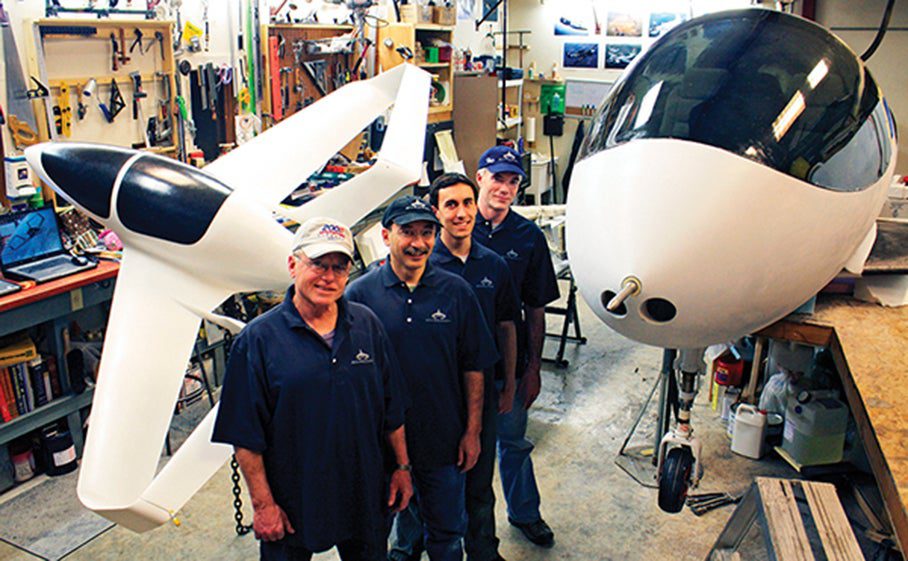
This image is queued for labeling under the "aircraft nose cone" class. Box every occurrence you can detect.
[25,143,135,219]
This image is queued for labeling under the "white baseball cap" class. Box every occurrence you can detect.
[291,217,355,259]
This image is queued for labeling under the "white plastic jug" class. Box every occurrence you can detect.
[731,404,767,459]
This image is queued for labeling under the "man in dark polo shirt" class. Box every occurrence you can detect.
[213,217,412,561]
[474,146,560,548]
[346,196,498,561]
[430,173,519,561]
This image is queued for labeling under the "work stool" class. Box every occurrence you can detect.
[707,477,863,561]
[543,261,586,368]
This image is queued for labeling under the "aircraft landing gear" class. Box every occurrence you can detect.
[656,348,704,513]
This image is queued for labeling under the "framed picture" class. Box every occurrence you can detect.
[606,11,643,37]
[649,12,688,38]
[605,44,642,69]
[563,42,599,69]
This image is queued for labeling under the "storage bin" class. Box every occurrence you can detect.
[782,396,848,465]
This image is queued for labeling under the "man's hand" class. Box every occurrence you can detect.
[521,365,542,409]
[457,431,481,472]
[387,469,413,512]
[253,502,295,541]
[498,381,516,414]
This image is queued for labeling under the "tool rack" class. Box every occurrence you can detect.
[259,23,357,127]
[32,19,179,156]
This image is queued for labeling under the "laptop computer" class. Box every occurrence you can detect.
[0,207,97,283]
[0,278,21,297]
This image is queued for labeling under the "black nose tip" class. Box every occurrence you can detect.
[39,143,136,219]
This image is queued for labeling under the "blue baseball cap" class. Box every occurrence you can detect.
[478,146,526,177]
[381,195,440,228]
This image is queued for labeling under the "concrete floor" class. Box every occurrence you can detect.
[0,297,796,561]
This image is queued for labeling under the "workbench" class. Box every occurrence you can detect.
[0,261,119,457]
[756,296,908,554]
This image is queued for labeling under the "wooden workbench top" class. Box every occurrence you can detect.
[0,260,119,314]
[758,296,908,553]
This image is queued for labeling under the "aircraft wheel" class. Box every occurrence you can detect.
[658,446,694,513]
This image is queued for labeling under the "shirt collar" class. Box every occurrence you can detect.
[280,286,353,332]
[478,208,514,233]
[437,236,485,262]
[379,261,440,288]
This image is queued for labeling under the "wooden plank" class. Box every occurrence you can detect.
[741,336,764,404]
[802,481,864,561]
[759,478,812,561]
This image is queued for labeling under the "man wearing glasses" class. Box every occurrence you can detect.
[213,217,412,561]
[347,196,498,561]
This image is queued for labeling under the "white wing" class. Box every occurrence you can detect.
[77,248,234,531]
[281,65,431,226]
[203,64,425,211]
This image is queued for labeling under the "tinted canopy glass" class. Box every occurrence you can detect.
[579,9,894,192]
[118,155,232,244]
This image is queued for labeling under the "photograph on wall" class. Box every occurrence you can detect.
[481,0,498,22]
[563,42,599,69]
[649,12,688,37]
[606,11,643,37]
[457,0,474,21]
[605,44,642,69]
[554,5,596,36]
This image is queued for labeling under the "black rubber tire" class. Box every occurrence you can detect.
[658,446,694,513]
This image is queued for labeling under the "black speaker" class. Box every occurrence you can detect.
[543,114,564,137]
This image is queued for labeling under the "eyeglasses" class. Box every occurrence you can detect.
[299,256,351,278]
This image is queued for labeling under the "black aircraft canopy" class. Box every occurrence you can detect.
[579,9,896,192]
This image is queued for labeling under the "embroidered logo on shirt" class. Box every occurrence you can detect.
[352,349,374,365]
[477,277,494,289]
[506,249,519,259]
[427,309,450,323]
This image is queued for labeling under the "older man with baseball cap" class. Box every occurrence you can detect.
[347,196,498,561]
[213,217,412,561]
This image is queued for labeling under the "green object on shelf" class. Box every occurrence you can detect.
[425,47,439,63]
[540,83,566,116]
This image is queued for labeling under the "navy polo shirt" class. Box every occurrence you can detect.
[473,209,560,369]
[212,287,405,551]
[429,239,519,382]
[346,263,498,469]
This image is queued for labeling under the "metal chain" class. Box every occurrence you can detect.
[230,454,253,536]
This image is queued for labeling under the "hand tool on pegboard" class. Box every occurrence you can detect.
[2,3,40,148]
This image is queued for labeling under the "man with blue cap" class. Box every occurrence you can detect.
[474,146,560,548]
[347,196,498,561]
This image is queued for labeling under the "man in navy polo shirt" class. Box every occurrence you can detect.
[213,217,412,561]
[346,196,498,561]
[474,146,560,548]
[430,173,519,561]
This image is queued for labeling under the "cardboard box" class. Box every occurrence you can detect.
[400,4,433,24]
[0,338,38,368]
[434,6,455,26]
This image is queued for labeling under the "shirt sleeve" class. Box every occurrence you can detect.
[522,229,560,308]
[457,284,500,373]
[495,259,521,324]
[211,330,272,452]
[374,317,408,432]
